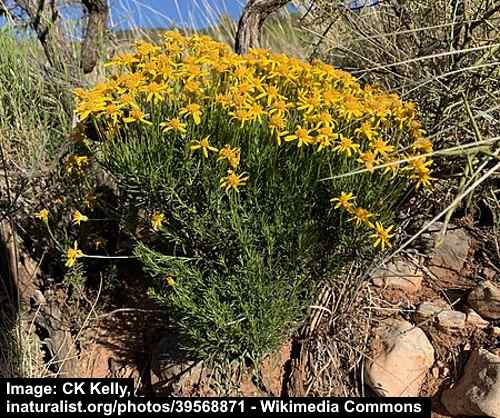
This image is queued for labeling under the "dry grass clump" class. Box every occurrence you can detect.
[297,0,499,168]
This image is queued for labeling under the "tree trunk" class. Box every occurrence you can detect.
[81,0,109,73]
[235,0,291,55]
[16,0,72,71]
[14,0,109,74]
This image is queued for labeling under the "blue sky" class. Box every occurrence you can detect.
[2,1,376,32]
[106,0,376,29]
[109,0,245,30]
[0,1,244,31]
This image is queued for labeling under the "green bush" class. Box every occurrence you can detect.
[69,32,432,360]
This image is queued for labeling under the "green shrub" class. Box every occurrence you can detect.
[67,32,432,360]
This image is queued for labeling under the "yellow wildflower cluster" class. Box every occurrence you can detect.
[66,155,89,175]
[331,192,395,250]
[74,32,434,248]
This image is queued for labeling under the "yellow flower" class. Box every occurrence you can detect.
[182,62,205,81]
[406,156,433,185]
[184,79,203,96]
[412,169,434,189]
[370,222,395,251]
[160,118,187,134]
[191,136,218,158]
[65,241,84,268]
[334,135,360,157]
[220,170,249,192]
[218,145,241,169]
[151,212,165,231]
[413,137,433,154]
[180,103,202,125]
[296,89,322,114]
[72,210,89,226]
[316,126,337,151]
[340,96,364,120]
[143,81,167,103]
[66,155,89,175]
[230,107,253,127]
[323,89,341,107]
[103,103,123,124]
[75,96,108,121]
[357,151,378,172]
[268,99,291,116]
[136,40,160,57]
[355,121,377,141]
[316,112,334,128]
[255,84,284,106]
[122,72,144,91]
[119,93,139,109]
[330,192,356,210]
[349,207,374,227]
[141,60,159,76]
[123,109,152,125]
[247,102,266,123]
[233,81,254,96]
[410,120,427,138]
[268,113,288,145]
[165,276,175,287]
[215,93,231,109]
[408,159,435,189]
[35,209,49,222]
[285,126,315,147]
[371,138,395,156]
[105,52,139,67]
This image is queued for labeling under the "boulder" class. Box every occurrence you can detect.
[371,258,423,293]
[465,309,489,329]
[437,310,466,329]
[365,318,434,397]
[416,300,449,323]
[441,349,500,417]
[468,280,500,320]
[426,223,473,287]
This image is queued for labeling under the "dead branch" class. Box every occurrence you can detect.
[235,0,291,55]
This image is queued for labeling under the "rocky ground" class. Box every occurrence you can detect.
[363,222,499,417]
[5,219,499,417]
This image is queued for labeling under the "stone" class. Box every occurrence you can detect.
[365,318,435,397]
[441,349,500,417]
[465,308,489,329]
[371,258,423,293]
[415,301,449,323]
[437,310,466,329]
[426,223,473,287]
[468,280,500,320]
